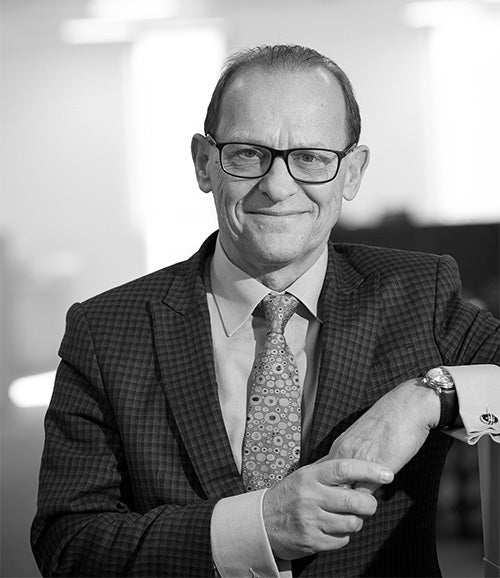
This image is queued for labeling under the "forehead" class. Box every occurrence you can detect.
[216,66,347,146]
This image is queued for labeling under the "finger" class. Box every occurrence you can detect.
[319,486,378,517]
[304,532,351,554]
[318,512,364,536]
[353,481,380,494]
[298,514,357,554]
[320,458,393,487]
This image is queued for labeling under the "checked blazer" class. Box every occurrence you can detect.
[32,231,500,577]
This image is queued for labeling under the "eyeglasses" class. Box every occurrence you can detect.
[206,133,356,184]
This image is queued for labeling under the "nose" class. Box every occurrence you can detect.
[257,156,297,202]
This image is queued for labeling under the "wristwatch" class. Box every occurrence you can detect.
[421,366,459,427]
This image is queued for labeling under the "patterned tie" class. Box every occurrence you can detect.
[241,292,301,491]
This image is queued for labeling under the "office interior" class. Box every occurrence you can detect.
[1,0,499,576]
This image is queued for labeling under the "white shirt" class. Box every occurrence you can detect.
[206,238,500,578]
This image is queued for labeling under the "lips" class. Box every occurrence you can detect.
[248,210,307,217]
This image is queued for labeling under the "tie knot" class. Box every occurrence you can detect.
[261,292,299,334]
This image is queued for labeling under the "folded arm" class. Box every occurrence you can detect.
[326,255,500,488]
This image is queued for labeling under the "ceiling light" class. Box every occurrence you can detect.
[86,0,179,21]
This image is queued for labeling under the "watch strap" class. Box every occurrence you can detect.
[422,366,459,427]
[439,386,459,427]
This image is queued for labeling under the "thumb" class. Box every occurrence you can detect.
[320,458,394,487]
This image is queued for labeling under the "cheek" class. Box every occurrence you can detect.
[211,173,247,224]
[212,163,226,191]
[326,195,343,219]
[310,186,343,222]
[307,191,345,240]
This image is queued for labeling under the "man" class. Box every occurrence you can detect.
[32,45,499,577]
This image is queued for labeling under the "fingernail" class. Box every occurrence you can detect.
[381,469,393,482]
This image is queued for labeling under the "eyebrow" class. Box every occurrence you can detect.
[219,136,340,149]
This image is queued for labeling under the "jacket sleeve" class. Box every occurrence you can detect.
[31,303,218,577]
[433,254,500,366]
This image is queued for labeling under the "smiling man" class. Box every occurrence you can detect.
[192,65,368,290]
[32,45,499,578]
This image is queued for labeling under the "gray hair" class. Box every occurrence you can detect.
[204,44,361,145]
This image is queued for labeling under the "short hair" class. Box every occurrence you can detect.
[204,44,361,145]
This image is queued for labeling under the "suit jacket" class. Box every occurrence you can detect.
[32,232,500,577]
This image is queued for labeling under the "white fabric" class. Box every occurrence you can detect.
[210,490,287,578]
[444,365,500,444]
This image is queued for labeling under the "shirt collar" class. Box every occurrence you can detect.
[209,237,327,337]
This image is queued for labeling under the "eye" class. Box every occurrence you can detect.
[299,152,317,163]
[236,146,265,160]
[294,151,329,166]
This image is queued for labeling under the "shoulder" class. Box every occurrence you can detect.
[333,242,457,273]
[60,265,183,350]
[77,260,188,313]
[71,232,217,324]
[330,242,460,291]
[332,242,441,268]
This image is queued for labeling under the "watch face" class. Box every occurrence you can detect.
[427,367,455,389]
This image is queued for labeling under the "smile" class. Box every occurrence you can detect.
[248,210,307,217]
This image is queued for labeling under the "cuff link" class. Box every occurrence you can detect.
[480,409,499,426]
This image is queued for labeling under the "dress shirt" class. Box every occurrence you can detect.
[207,238,500,578]
[207,237,325,578]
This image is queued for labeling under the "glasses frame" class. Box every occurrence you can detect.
[206,133,357,184]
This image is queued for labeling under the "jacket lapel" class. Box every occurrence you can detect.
[150,235,245,499]
[306,245,381,463]
[151,237,382,490]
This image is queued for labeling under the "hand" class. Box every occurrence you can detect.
[325,378,440,493]
[262,458,393,560]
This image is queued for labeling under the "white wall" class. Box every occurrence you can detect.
[1,39,145,302]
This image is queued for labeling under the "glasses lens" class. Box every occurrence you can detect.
[288,150,339,183]
[220,144,271,177]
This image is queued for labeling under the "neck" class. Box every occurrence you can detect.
[254,268,303,292]
[221,242,327,292]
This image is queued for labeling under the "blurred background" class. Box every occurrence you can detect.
[1,0,499,576]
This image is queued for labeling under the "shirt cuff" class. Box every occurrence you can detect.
[211,489,284,578]
[443,365,500,445]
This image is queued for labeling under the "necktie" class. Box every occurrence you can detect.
[241,292,301,491]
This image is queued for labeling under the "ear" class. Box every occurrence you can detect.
[191,133,213,193]
[342,145,370,201]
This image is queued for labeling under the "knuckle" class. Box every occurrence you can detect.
[333,459,353,481]
[342,490,356,512]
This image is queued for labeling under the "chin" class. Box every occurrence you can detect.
[250,240,309,268]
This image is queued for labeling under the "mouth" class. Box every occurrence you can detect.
[248,210,307,217]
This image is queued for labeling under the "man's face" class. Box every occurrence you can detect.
[193,66,369,282]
